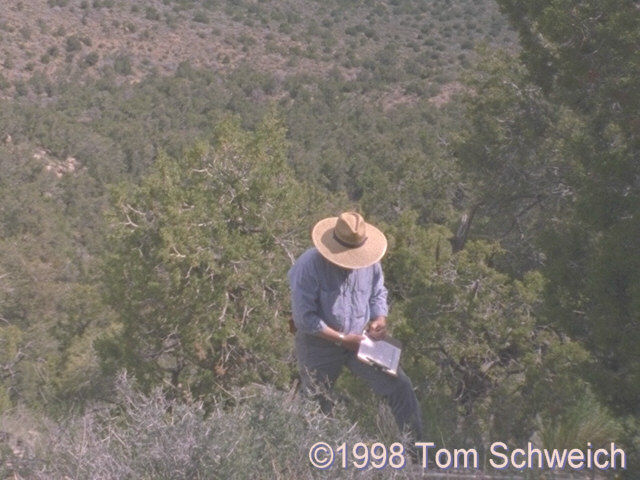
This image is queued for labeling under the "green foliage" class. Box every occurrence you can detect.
[491,0,640,425]
[99,115,311,398]
[384,213,591,448]
[0,0,633,475]
[0,144,109,410]
[538,390,622,452]
[453,48,571,273]
[0,324,22,413]
[65,35,83,53]
[192,11,209,23]
[285,84,462,226]
[83,51,99,67]
[451,3,638,472]
[113,54,133,75]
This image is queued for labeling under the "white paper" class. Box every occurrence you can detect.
[357,335,402,376]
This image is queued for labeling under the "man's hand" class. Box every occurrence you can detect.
[342,333,364,352]
[367,316,387,340]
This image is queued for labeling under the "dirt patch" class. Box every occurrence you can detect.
[428,81,466,107]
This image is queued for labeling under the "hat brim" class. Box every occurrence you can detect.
[312,216,387,269]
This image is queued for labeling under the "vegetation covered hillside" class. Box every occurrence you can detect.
[3,0,513,95]
[1,0,638,478]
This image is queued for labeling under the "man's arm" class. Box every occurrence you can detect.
[289,252,328,334]
[290,270,363,349]
[316,326,363,352]
[368,263,389,340]
[289,251,364,350]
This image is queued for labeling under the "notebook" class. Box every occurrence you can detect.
[357,335,402,376]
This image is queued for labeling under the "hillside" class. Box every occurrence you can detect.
[7,0,638,478]
[2,0,514,105]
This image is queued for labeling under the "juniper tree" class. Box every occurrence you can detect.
[99,115,316,399]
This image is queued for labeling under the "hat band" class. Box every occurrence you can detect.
[333,231,368,249]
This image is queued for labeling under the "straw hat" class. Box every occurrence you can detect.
[311,212,387,269]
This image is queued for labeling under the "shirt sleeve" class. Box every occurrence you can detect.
[288,252,328,334]
[369,262,389,319]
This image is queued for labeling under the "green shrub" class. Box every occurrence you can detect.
[84,51,99,67]
[65,35,83,53]
[113,54,133,75]
[193,11,209,23]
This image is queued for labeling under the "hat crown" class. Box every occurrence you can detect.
[334,212,367,247]
[311,211,386,269]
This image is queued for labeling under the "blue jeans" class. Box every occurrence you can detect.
[295,333,424,441]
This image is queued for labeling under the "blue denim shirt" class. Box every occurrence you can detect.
[288,248,388,335]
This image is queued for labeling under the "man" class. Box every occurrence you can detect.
[288,211,424,443]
